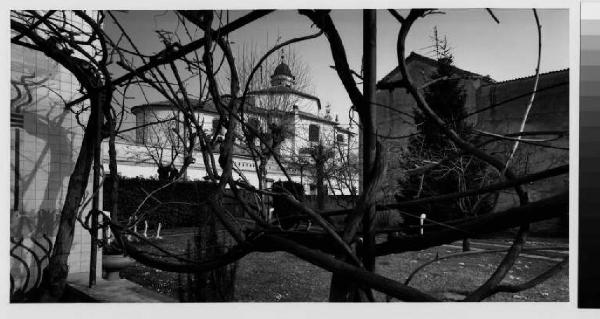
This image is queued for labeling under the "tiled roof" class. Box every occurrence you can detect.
[247,85,321,109]
[481,69,569,87]
[377,52,492,89]
[297,111,337,125]
[132,86,321,114]
[131,98,219,114]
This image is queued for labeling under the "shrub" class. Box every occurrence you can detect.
[272,181,305,229]
[103,175,220,228]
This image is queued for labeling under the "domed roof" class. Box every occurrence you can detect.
[272,62,294,79]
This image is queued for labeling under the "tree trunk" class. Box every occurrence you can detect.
[360,8,377,273]
[329,274,362,301]
[192,214,237,301]
[157,164,170,181]
[108,115,119,226]
[316,147,326,211]
[258,160,269,220]
[38,95,101,301]
[462,238,471,252]
[329,9,377,302]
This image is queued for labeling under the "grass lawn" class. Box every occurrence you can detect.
[121,228,568,302]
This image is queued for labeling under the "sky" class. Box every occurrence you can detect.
[104,9,569,126]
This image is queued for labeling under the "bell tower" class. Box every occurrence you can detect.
[270,53,296,87]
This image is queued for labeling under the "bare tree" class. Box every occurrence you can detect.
[286,127,359,199]
[397,28,497,251]
[10,9,568,303]
[11,10,116,300]
[232,44,321,219]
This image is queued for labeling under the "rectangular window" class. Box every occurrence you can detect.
[299,147,311,155]
[308,124,320,142]
[212,118,220,135]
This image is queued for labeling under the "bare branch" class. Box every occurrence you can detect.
[486,9,501,24]
[502,9,543,173]
[388,9,405,23]
[375,192,567,255]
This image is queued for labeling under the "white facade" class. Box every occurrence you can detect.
[104,141,302,187]
[120,62,358,195]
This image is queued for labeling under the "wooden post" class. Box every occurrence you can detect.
[316,143,326,211]
[89,93,104,287]
[361,9,377,272]
[420,213,426,236]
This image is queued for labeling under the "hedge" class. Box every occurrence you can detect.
[103,175,227,228]
[272,181,305,229]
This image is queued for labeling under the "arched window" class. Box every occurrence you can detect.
[308,124,320,142]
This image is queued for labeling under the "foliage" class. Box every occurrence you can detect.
[400,37,494,223]
[10,9,566,303]
[102,175,221,227]
[272,180,306,229]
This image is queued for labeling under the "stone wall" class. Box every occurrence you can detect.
[372,56,568,234]
[475,70,569,232]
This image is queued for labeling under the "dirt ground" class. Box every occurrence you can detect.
[121,228,568,302]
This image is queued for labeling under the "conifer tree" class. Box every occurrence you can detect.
[401,29,493,248]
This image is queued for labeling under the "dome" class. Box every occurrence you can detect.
[272,62,294,79]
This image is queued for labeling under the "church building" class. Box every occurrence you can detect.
[114,57,358,195]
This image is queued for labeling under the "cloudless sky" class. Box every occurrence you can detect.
[105,9,569,126]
